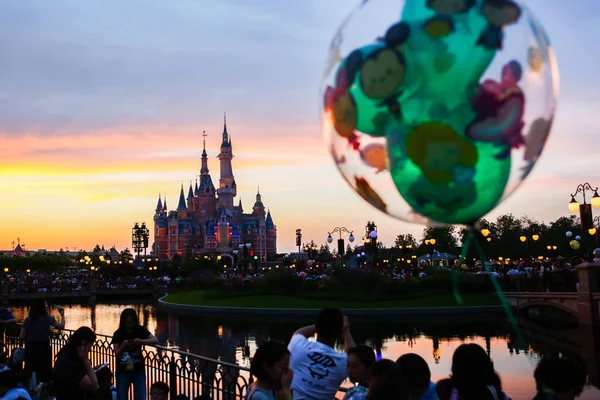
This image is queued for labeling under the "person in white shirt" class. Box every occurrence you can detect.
[288,308,355,400]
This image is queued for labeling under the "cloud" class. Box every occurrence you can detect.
[0,0,326,134]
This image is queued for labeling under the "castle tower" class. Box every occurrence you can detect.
[252,187,267,260]
[186,181,194,209]
[198,131,216,198]
[217,113,237,210]
[155,193,163,215]
[153,193,169,260]
[266,209,277,260]
[177,184,187,211]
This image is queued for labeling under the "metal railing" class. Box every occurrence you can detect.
[4,327,252,400]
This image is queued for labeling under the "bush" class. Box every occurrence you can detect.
[259,269,302,294]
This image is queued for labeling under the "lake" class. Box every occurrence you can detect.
[8,302,600,400]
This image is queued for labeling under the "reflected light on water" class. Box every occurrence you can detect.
[8,303,600,400]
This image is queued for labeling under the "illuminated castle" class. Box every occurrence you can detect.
[152,116,277,261]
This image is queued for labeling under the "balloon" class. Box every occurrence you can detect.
[594,248,600,258]
[566,231,573,238]
[322,0,558,225]
[570,240,580,250]
[575,235,582,241]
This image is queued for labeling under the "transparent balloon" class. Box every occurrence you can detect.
[322,0,559,225]
[570,240,580,250]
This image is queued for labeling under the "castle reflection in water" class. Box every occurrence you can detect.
[8,303,600,400]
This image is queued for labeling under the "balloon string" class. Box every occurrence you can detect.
[453,234,472,304]
[470,230,528,351]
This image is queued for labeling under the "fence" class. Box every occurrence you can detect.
[3,327,252,400]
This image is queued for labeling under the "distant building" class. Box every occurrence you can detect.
[12,244,26,257]
[152,116,277,261]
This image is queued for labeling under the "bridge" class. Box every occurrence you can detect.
[0,280,183,305]
[504,262,600,327]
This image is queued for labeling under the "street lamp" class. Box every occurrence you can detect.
[590,216,600,247]
[327,226,355,260]
[364,222,378,264]
[569,183,600,257]
[519,235,539,243]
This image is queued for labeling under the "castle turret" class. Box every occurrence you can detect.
[217,113,237,210]
[187,182,194,200]
[155,194,163,214]
[266,209,274,230]
[199,131,216,198]
[177,185,187,210]
[252,187,265,219]
[266,209,277,260]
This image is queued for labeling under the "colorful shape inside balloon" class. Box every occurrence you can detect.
[322,0,559,225]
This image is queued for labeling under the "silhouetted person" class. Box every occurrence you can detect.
[532,358,586,400]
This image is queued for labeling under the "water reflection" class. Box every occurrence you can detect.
[8,303,600,400]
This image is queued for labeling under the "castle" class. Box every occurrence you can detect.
[152,116,277,261]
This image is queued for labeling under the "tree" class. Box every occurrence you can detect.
[119,248,133,262]
[420,225,459,255]
[394,234,417,249]
[315,244,332,262]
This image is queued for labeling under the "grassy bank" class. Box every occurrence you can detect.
[163,291,501,309]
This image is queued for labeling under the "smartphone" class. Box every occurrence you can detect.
[94,362,110,372]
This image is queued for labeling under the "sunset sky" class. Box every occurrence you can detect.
[1,0,598,253]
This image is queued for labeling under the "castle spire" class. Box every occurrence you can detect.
[266,209,275,230]
[200,130,210,175]
[217,113,235,209]
[162,192,167,211]
[187,181,194,200]
[155,193,163,213]
[177,184,187,210]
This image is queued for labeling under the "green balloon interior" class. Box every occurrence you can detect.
[327,0,531,224]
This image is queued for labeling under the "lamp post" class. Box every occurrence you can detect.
[364,222,378,267]
[424,238,436,265]
[546,245,558,257]
[327,227,355,268]
[519,234,539,261]
[239,243,251,275]
[397,240,414,271]
[569,183,600,258]
[588,216,600,248]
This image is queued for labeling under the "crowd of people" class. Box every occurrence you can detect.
[247,308,588,400]
[0,300,590,400]
[0,300,177,400]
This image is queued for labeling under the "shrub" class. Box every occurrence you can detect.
[259,269,302,294]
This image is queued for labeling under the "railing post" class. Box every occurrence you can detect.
[576,262,600,326]
[169,359,177,399]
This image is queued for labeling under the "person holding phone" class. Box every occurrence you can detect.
[52,326,99,400]
[112,308,158,400]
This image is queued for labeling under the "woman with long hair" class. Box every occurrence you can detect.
[436,343,510,400]
[19,299,65,384]
[52,326,99,400]
[112,308,158,400]
[247,340,293,400]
